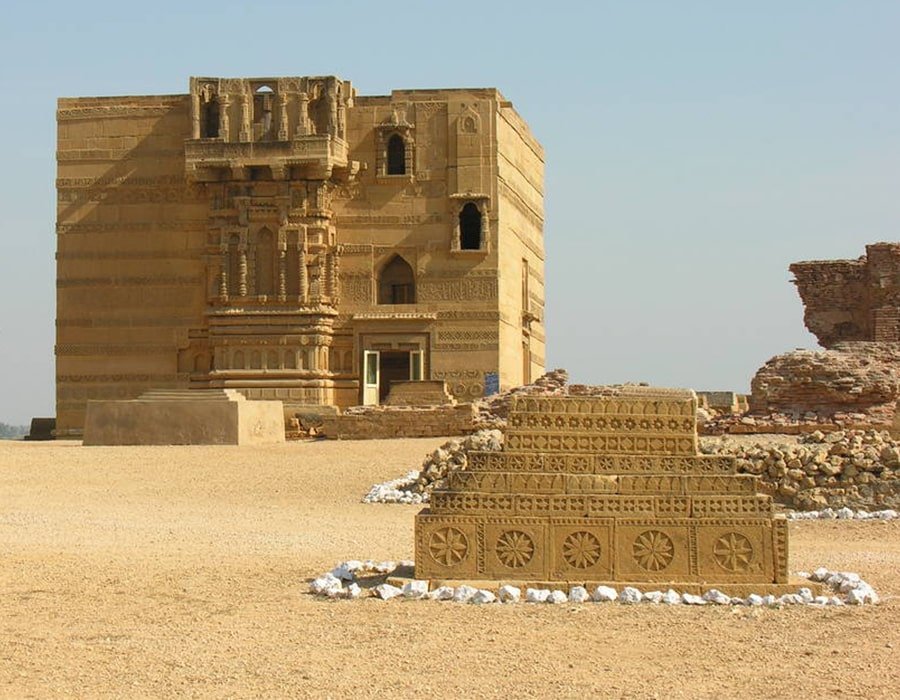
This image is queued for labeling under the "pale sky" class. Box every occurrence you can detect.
[1,1,898,425]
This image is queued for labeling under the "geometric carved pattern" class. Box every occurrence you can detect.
[713,532,754,572]
[414,388,792,588]
[632,529,675,571]
[562,531,602,569]
[495,530,535,568]
[428,526,469,566]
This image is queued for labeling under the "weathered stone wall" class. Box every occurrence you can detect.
[384,380,455,406]
[319,404,475,439]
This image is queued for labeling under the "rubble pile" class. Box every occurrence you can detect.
[702,429,900,510]
[309,562,880,606]
[473,368,569,429]
[363,429,503,504]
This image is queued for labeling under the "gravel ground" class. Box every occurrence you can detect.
[1,438,899,699]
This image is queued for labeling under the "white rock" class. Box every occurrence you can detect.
[779,593,804,605]
[345,583,362,599]
[643,591,664,604]
[498,585,521,604]
[810,567,830,582]
[330,560,363,580]
[619,587,643,604]
[730,597,746,606]
[662,589,682,605]
[798,587,815,604]
[762,595,777,606]
[836,507,854,520]
[702,589,731,605]
[374,561,396,573]
[470,589,496,605]
[548,590,568,604]
[568,586,590,603]
[401,580,429,599]
[398,559,415,569]
[847,584,879,605]
[875,509,898,520]
[526,588,551,603]
[828,596,845,606]
[375,583,403,600]
[428,585,455,601]
[309,573,343,595]
[747,594,764,606]
[795,571,810,579]
[682,593,707,606]
[452,585,478,603]
[592,585,617,602]
[813,596,830,605]
[820,508,836,519]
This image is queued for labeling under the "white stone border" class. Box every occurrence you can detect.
[785,507,897,520]
[309,562,879,606]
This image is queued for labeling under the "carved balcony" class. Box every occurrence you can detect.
[184,135,353,182]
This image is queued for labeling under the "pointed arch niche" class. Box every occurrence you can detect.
[377,254,416,304]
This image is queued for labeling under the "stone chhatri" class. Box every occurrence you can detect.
[415,387,810,593]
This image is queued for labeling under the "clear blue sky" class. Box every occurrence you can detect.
[1,1,898,425]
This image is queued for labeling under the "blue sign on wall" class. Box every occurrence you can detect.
[483,372,500,397]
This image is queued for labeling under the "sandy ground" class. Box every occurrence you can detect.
[1,438,899,699]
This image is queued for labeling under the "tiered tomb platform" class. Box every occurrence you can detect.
[415,388,818,595]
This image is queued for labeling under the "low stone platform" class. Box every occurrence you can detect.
[83,389,284,446]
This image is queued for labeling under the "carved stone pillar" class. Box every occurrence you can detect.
[480,206,489,249]
[331,246,341,306]
[220,95,230,140]
[325,251,336,302]
[297,92,310,136]
[239,93,251,143]
[191,92,201,139]
[278,93,289,141]
[451,202,461,251]
[219,247,229,302]
[238,246,248,296]
[278,250,287,301]
[316,254,326,303]
[298,244,308,303]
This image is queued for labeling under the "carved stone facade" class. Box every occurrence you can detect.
[56,76,545,436]
[416,389,805,593]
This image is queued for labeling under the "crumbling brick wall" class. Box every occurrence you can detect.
[791,242,900,347]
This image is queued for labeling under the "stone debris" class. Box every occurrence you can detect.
[428,586,455,601]
[786,508,897,520]
[525,588,551,603]
[592,586,618,602]
[701,429,900,511]
[401,580,429,599]
[498,585,521,603]
[568,586,590,603]
[363,430,503,504]
[548,590,568,605]
[470,589,496,605]
[618,587,643,604]
[310,560,880,607]
[374,583,402,600]
[702,589,731,605]
[451,585,478,603]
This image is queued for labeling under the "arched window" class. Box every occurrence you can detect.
[378,255,416,304]
[255,228,275,296]
[253,85,275,141]
[459,203,482,250]
[387,134,406,175]
[202,97,220,138]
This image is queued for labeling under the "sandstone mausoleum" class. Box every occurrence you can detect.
[56,76,545,437]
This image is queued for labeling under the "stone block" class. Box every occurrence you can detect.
[82,389,284,445]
